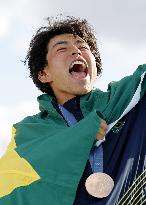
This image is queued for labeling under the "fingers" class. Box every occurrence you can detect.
[100,119,108,130]
[96,119,108,140]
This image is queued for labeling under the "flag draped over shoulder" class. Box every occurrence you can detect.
[0,111,101,205]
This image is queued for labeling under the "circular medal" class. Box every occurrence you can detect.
[85,172,114,198]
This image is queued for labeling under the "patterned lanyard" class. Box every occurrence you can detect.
[58,104,103,173]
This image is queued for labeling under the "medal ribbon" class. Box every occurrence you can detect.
[58,104,103,173]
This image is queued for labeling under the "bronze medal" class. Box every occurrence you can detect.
[85,172,114,198]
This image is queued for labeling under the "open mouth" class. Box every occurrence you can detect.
[69,60,88,79]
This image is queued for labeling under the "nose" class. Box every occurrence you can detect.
[71,46,81,56]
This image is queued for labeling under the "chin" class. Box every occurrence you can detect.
[75,88,92,96]
[71,83,94,96]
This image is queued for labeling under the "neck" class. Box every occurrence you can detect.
[55,94,77,105]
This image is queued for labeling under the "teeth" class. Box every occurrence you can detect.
[70,60,87,70]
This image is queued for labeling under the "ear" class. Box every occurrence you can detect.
[38,69,52,83]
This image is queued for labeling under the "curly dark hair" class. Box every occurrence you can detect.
[24,16,102,95]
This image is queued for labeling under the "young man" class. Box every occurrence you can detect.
[0,16,146,205]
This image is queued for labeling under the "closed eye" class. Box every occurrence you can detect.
[79,45,90,51]
[57,47,67,52]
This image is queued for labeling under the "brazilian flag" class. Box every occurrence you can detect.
[0,111,101,205]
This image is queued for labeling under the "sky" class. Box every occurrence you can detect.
[0,0,146,155]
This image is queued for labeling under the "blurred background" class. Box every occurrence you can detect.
[0,0,146,155]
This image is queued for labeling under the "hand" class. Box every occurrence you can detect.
[96,119,108,140]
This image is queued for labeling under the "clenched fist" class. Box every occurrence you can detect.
[96,119,108,140]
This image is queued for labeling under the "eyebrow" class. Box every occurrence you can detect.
[52,39,86,48]
[76,39,86,44]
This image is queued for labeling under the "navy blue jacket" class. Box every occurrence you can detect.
[60,94,146,205]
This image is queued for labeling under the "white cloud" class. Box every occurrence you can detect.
[96,38,146,90]
[0,16,10,38]
[0,0,30,38]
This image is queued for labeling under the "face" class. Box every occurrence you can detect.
[38,33,97,104]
